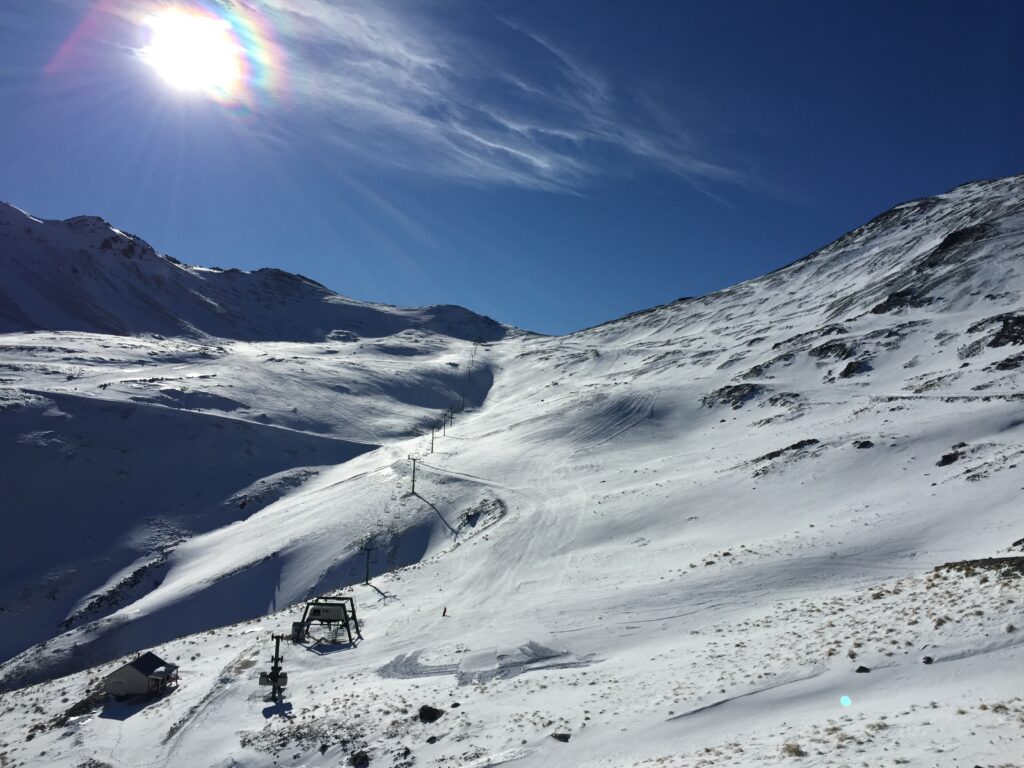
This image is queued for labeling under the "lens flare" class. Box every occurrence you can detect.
[139,3,283,109]
[142,8,242,97]
[840,695,852,707]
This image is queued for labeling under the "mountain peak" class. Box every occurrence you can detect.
[0,203,510,343]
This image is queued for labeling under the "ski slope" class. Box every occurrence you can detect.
[0,175,1022,767]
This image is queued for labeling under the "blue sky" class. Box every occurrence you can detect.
[1,1,1022,334]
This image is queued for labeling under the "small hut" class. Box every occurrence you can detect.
[104,651,179,697]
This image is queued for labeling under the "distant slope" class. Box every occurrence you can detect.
[0,202,506,688]
[0,389,373,666]
[0,321,497,684]
[580,174,1024,341]
[0,202,509,342]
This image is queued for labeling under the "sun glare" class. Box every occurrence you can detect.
[142,8,243,100]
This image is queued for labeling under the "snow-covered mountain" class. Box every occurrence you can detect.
[0,175,1022,768]
[0,201,507,343]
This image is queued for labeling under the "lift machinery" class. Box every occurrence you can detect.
[291,596,361,645]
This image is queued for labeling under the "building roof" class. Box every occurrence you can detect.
[122,651,178,678]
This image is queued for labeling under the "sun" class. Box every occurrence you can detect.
[141,7,244,100]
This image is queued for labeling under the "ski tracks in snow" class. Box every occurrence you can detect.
[157,639,261,767]
[667,666,826,722]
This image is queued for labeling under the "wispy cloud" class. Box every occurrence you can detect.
[133,0,746,193]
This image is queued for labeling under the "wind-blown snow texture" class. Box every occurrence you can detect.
[0,176,1022,767]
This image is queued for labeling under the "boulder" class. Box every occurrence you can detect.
[838,360,872,378]
[418,705,445,723]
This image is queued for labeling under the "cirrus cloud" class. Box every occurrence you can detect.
[119,0,746,194]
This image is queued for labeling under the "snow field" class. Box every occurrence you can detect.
[0,176,1023,765]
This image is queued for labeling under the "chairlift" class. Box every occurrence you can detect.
[291,596,361,645]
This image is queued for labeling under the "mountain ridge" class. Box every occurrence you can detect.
[0,200,510,343]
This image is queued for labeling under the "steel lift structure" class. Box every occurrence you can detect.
[291,596,361,646]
